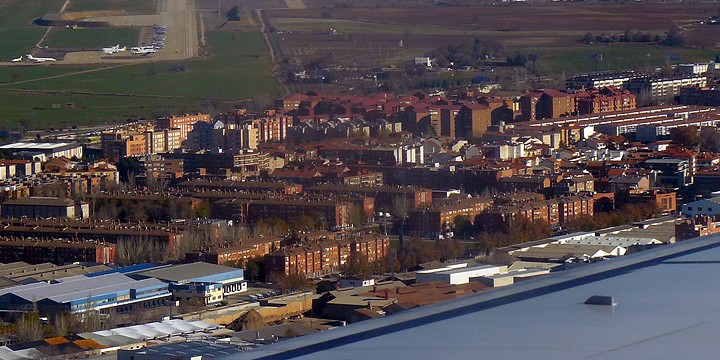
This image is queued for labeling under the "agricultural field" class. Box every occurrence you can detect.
[65,0,158,14]
[44,27,141,50]
[0,0,63,60]
[265,3,720,76]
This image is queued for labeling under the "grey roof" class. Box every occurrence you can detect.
[644,158,686,164]
[0,273,165,304]
[2,197,75,207]
[231,234,720,359]
[0,142,79,150]
[124,341,245,356]
[135,262,240,283]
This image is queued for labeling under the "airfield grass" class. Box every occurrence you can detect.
[0,0,63,60]
[44,28,141,49]
[0,65,100,84]
[0,30,282,128]
[65,0,157,14]
[13,31,281,99]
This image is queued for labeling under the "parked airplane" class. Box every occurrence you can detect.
[26,54,56,62]
[101,44,127,54]
[130,46,157,55]
[11,56,23,62]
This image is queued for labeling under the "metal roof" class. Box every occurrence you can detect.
[0,273,165,304]
[135,262,242,283]
[231,234,720,359]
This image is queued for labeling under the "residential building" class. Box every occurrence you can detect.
[0,238,116,265]
[1,197,89,219]
[625,75,707,100]
[155,113,211,140]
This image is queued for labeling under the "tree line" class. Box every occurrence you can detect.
[580,27,687,47]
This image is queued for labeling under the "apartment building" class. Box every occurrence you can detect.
[625,75,707,100]
[0,237,116,264]
[265,235,390,280]
[155,113,211,140]
[408,196,493,236]
[1,197,89,219]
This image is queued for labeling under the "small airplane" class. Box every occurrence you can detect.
[11,56,23,62]
[130,46,157,55]
[101,44,126,54]
[26,54,56,62]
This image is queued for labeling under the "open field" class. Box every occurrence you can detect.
[0,0,63,60]
[44,27,141,49]
[0,90,197,130]
[532,44,716,76]
[10,31,280,99]
[65,0,158,14]
[0,30,281,128]
[267,4,719,33]
[265,3,720,77]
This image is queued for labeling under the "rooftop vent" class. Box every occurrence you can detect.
[584,295,616,306]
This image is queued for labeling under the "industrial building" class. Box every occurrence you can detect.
[0,273,169,319]
[0,142,83,161]
[415,264,506,285]
[133,262,247,296]
[233,233,720,359]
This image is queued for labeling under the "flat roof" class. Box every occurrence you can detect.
[135,262,242,283]
[0,142,78,150]
[232,233,720,359]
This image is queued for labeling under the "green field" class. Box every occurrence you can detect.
[12,31,281,99]
[0,30,282,129]
[526,44,716,76]
[44,27,140,49]
[65,0,157,14]
[0,90,198,129]
[0,0,62,60]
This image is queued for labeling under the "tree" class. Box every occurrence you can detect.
[15,311,44,342]
[276,272,312,294]
[437,238,465,262]
[670,126,700,148]
[226,6,241,21]
[662,26,686,47]
[390,196,409,238]
[316,280,337,294]
[347,204,368,228]
[700,127,720,152]
[245,259,260,282]
[452,215,474,239]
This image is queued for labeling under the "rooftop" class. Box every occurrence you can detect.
[233,233,720,359]
[135,262,243,283]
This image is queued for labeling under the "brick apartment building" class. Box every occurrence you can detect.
[408,196,493,236]
[186,235,284,266]
[155,113,211,140]
[212,198,350,228]
[0,238,116,265]
[519,87,636,121]
[265,234,390,280]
